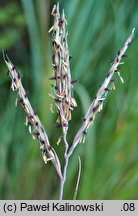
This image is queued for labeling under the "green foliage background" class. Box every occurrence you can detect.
[0,0,138,199]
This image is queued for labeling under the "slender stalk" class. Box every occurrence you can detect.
[59,132,69,200]
[59,155,69,200]
[73,156,81,200]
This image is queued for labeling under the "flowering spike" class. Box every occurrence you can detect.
[50,4,77,136]
[68,28,135,156]
[4,55,62,179]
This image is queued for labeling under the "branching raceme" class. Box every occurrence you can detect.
[4,3,135,200]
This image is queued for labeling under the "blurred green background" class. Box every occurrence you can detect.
[0,0,138,200]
